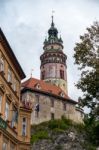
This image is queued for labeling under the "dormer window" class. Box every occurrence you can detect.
[7,68,12,83]
[0,57,4,72]
[60,91,65,97]
[35,83,41,90]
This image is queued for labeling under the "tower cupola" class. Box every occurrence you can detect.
[43,16,63,50]
[48,16,58,38]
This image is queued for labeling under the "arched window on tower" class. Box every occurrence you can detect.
[41,71,45,80]
[60,70,64,79]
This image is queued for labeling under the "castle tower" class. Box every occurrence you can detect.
[40,16,68,94]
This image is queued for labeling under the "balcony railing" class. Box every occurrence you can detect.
[0,116,7,130]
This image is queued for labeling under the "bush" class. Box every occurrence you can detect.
[31,130,49,143]
[52,128,65,133]
[83,143,96,150]
[61,116,72,125]
[48,119,69,130]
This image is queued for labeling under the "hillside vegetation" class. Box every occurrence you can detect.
[31,116,99,150]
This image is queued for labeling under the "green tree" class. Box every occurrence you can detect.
[74,21,99,119]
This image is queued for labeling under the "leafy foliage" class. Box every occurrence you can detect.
[31,130,49,143]
[74,21,99,119]
[48,119,69,130]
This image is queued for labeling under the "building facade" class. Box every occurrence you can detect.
[21,78,83,125]
[0,28,31,150]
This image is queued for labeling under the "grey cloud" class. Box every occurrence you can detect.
[0,0,99,100]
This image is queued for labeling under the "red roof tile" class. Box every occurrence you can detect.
[22,78,70,100]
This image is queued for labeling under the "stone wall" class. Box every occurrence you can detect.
[22,91,83,125]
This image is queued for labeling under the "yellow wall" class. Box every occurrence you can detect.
[0,32,31,149]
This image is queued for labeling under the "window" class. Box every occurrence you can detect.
[0,95,2,112]
[11,106,18,128]
[22,117,27,136]
[51,113,54,120]
[2,142,7,150]
[63,103,66,111]
[35,103,39,118]
[60,92,65,97]
[5,101,10,121]
[35,83,41,90]
[0,57,4,72]
[41,71,45,80]
[60,70,64,79]
[13,78,16,91]
[7,68,12,83]
[10,143,15,150]
[51,99,54,107]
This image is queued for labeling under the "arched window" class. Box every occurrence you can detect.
[41,71,45,80]
[60,70,64,79]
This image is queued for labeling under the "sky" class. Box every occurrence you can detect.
[0,0,99,101]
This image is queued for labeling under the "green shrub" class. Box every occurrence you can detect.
[61,116,72,125]
[52,128,65,133]
[31,130,49,143]
[85,144,96,150]
[48,119,69,130]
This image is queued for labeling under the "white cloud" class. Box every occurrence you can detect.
[0,0,99,100]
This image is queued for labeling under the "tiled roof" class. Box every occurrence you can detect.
[21,77,70,100]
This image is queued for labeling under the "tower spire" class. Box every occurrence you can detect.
[51,10,55,27]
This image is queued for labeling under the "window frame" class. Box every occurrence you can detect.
[2,141,8,150]
[51,113,54,120]
[13,78,17,92]
[60,70,64,79]
[11,106,18,128]
[51,98,54,107]
[63,102,66,111]
[0,95,2,112]
[22,117,27,136]
[5,101,10,121]
[7,68,12,83]
[0,57,4,72]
